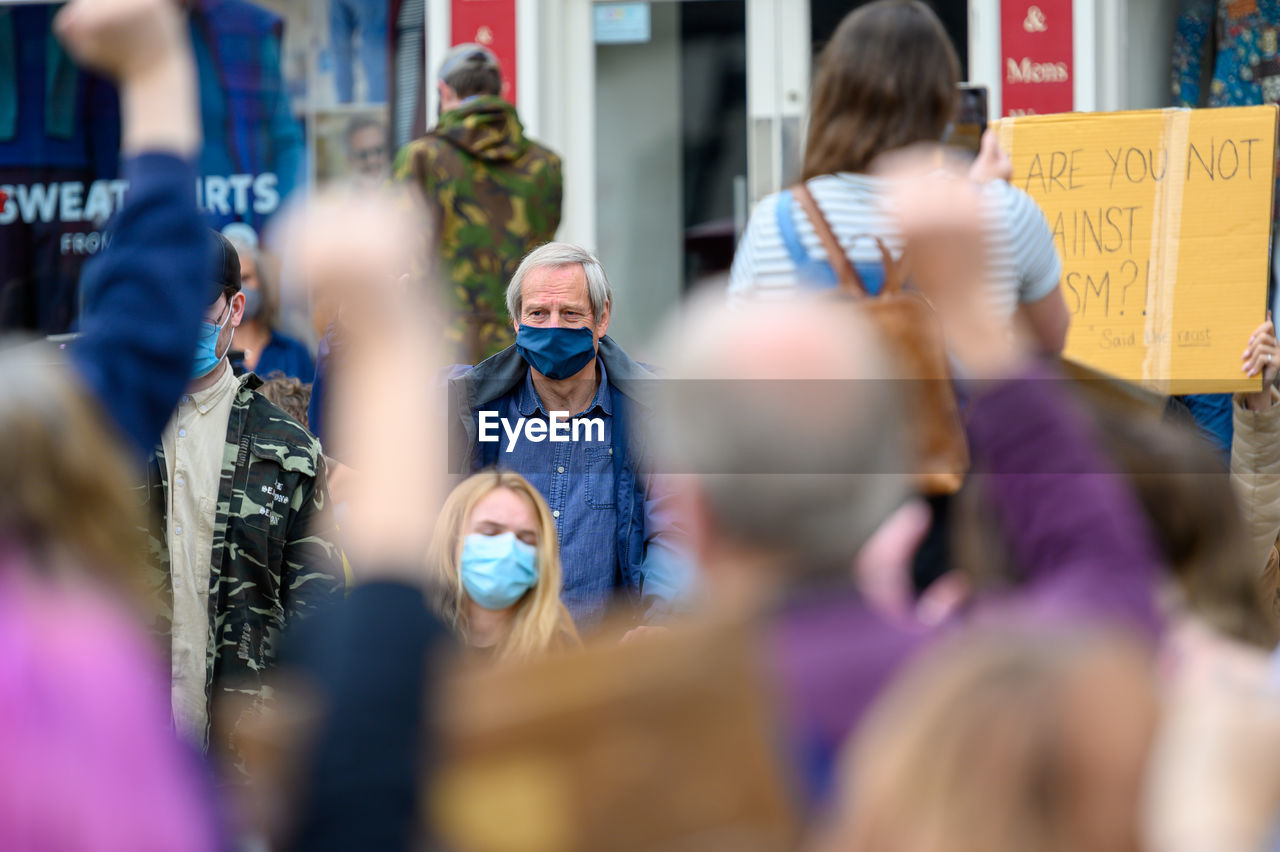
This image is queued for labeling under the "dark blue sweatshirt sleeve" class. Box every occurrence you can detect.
[285,580,448,852]
[70,153,209,458]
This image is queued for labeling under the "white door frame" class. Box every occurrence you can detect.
[515,0,811,252]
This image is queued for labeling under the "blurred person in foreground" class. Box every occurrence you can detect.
[394,43,562,363]
[728,0,1068,357]
[925,331,1280,851]
[648,154,1165,805]
[142,228,344,755]
[821,629,1158,852]
[427,470,580,662]
[448,242,691,634]
[221,222,316,383]
[0,0,221,846]
[262,189,450,852]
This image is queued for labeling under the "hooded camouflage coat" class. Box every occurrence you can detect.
[142,373,344,752]
[394,94,562,363]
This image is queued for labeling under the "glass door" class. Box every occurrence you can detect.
[591,0,747,347]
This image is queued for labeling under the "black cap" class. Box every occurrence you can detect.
[208,229,242,303]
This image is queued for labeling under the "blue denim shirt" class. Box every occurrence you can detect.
[488,361,619,628]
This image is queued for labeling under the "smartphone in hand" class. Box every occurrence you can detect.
[949,84,989,156]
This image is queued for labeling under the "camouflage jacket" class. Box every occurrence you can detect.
[141,372,344,754]
[394,95,563,363]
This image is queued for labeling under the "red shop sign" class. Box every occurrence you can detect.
[451,0,518,106]
[1001,1,1073,117]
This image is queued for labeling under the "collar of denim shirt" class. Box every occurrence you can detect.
[516,356,613,419]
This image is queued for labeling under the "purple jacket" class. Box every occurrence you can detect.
[769,363,1165,802]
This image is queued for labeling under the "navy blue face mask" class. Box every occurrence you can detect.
[515,324,597,380]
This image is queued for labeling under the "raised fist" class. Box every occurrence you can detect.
[54,0,187,83]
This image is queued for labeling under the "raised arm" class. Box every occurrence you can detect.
[58,0,207,457]
[886,154,1163,637]
[965,366,1163,636]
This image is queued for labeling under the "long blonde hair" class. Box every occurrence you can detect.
[427,470,579,662]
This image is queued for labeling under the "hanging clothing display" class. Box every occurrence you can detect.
[189,0,305,232]
[0,6,121,334]
[1174,0,1280,108]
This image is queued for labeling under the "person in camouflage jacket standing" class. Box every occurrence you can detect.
[394,43,562,363]
[142,231,344,758]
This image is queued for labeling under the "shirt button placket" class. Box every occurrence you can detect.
[554,442,570,519]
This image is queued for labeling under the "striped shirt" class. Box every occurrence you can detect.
[728,173,1062,318]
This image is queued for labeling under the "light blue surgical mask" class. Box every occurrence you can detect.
[190,300,234,379]
[460,531,538,610]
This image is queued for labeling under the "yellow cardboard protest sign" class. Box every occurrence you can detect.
[995,106,1277,394]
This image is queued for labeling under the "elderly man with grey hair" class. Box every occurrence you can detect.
[446,241,690,633]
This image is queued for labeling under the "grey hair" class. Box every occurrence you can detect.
[506,242,613,324]
[220,223,278,328]
[647,293,911,577]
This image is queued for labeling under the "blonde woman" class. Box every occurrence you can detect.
[428,470,580,661]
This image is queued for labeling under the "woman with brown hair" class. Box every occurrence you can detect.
[428,470,580,662]
[728,0,1069,355]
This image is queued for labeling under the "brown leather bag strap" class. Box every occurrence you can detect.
[860,235,904,294]
[793,182,865,297]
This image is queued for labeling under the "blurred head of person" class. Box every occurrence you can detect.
[0,343,148,604]
[803,0,959,180]
[952,413,1279,649]
[824,629,1157,852]
[437,42,504,113]
[428,470,579,661]
[649,295,911,611]
[344,115,389,184]
[220,223,275,334]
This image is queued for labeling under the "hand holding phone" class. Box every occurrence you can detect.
[950,84,989,156]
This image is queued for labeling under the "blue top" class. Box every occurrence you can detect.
[241,330,315,384]
[483,361,618,628]
[71,152,209,458]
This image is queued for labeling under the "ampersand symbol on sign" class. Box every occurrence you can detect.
[1023,5,1049,32]
[476,25,494,45]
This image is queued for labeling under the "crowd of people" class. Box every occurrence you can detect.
[6,0,1280,849]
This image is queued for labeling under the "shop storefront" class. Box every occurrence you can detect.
[0,0,1255,347]
[0,0,419,337]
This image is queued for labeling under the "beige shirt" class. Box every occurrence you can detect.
[161,363,239,743]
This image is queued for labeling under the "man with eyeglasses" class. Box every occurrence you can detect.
[142,230,344,756]
[394,42,563,363]
[345,114,390,186]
